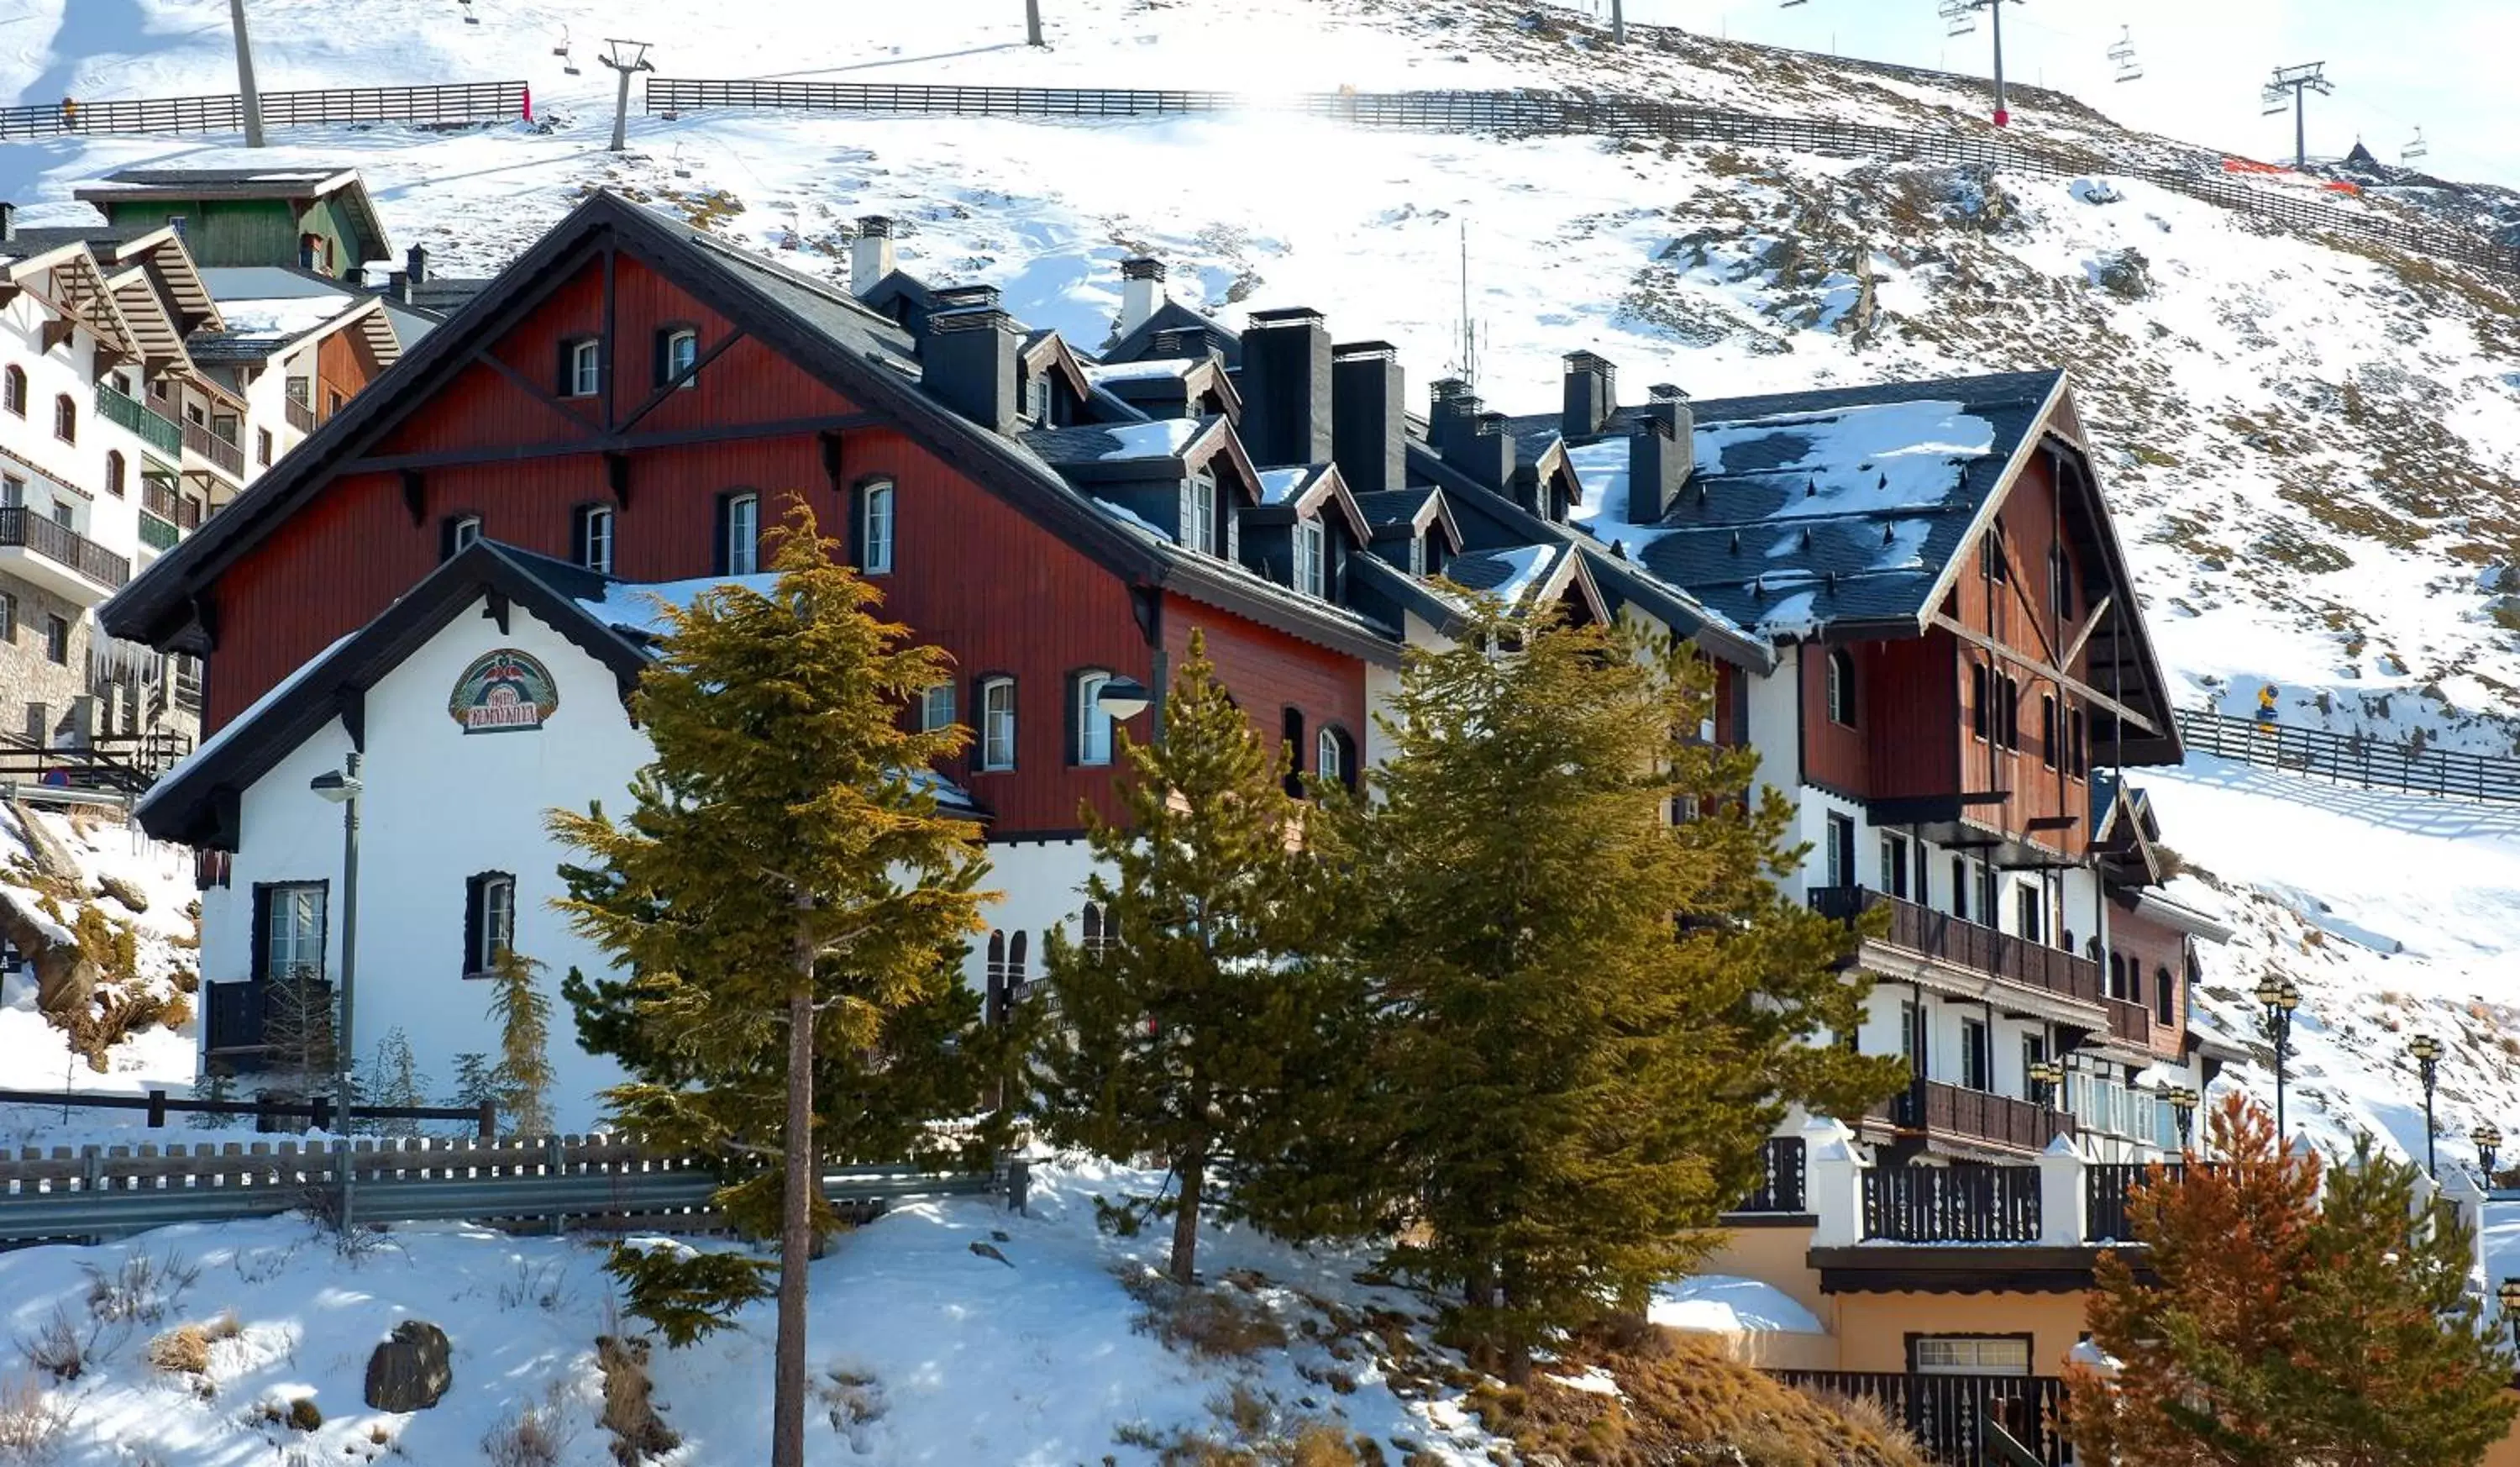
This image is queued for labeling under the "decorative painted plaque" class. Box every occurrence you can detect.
[449,649,559,734]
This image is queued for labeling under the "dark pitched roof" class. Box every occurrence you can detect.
[408,276,492,316]
[76,167,392,262]
[134,540,646,849]
[1102,298,1242,369]
[6,223,149,254]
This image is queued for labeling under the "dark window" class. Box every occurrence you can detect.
[0,591,14,643]
[43,613,69,665]
[327,390,344,416]
[1950,856,1969,923]
[255,881,328,981]
[1281,707,1306,797]
[104,451,125,497]
[1026,372,1051,424]
[52,394,74,444]
[2023,1033,2049,1091]
[440,513,482,561]
[2155,964,2176,1025]
[572,503,616,574]
[1914,839,1930,906]
[1079,902,1107,957]
[1971,663,1990,742]
[1,365,22,415]
[717,492,759,576]
[1983,518,2008,582]
[559,337,600,397]
[1825,648,1856,727]
[1960,1017,1991,1091]
[1824,812,1855,889]
[257,429,273,466]
[1898,999,1919,1072]
[2071,708,2088,779]
[1880,831,1909,899]
[1995,675,2022,750]
[2016,884,2043,944]
[1318,725,1357,792]
[463,871,516,977]
[2041,695,2059,770]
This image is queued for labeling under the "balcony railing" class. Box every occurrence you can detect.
[1861,1162,2043,1242]
[141,477,199,529]
[94,382,182,455]
[182,418,246,478]
[1870,1076,2076,1154]
[137,508,180,551]
[0,507,131,588]
[1771,1370,2068,1465]
[1733,1135,1809,1214]
[1809,886,2103,1006]
[2104,996,2152,1048]
[283,390,316,434]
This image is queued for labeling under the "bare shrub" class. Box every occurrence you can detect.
[83,1250,197,1328]
[0,1373,70,1463]
[1119,1267,1289,1360]
[482,1384,574,1467]
[595,1335,678,1465]
[16,1305,113,1383]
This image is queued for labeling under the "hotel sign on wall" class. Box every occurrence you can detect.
[449,649,560,734]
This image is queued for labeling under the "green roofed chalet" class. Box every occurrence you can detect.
[71,168,392,281]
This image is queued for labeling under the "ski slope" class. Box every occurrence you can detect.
[3,0,2517,1167]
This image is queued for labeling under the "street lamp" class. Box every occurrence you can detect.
[2027,1058,2063,1109]
[2168,1086,2200,1151]
[2409,1033,2443,1177]
[2255,975,2302,1140]
[1095,676,1152,723]
[2500,1278,2520,1353]
[310,753,362,1227]
[2472,1123,2502,1180]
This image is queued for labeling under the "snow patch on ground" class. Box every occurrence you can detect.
[1649,1275,1826,1336]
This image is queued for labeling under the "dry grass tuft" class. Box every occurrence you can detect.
[0,1372,70,1462]
[594,1334,679,1464]
[481,1383,573,1467]
[146,1323,209,1376]
[1119,1268,1291,1360]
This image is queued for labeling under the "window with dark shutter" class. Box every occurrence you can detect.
[464,871,516,977]
[105,452,125,497]
[559,338,600,397]
[1,366,21,416]
[1281,707,1305,797]
[2041,695,2059,770]
[656,327,699,389]
[1826,649,1856,727]
[1971,663,1990,742]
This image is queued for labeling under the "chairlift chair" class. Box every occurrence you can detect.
[457,0,479,24]
[2403,126,2429,163]
[1938,0,1977,38]
[554,24,580,75]
[2108,27,2143,83]
[671,144,691,179]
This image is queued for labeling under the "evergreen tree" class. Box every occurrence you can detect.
[448,1053,499,1114]
[486,949,554,1136]
[366,1028,428,1136]
[2068,1094,2516,1467]
[1030,631,1347,1285]
[189,1061,238,1132]
[1320,606,1900,1382]
[549,497,991,1467]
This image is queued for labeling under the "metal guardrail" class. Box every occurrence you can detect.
[0,82,528,139]
[2176,709,2520,804]
[643,79,2520,281]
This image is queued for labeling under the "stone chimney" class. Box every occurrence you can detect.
[851,215,897,296]
[386,271,412,305]
[1119,256,1166,336]
[1331,341,1404,496]
[921,305,1021,434]
[1562,350,1615,439]
[0,202,16,243]
[1628,388,1694,525]
[404,243,428,284]
[1240,307,1333,468]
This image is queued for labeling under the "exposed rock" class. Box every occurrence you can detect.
[94,874,149,913]
[364,1321,453,1412]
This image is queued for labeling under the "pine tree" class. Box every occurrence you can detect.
[486,949,554,1136]
[1029,630,1347,1285]
[549,497,991,1467]
[1320,607,1902,1382]
[189,1061,238,1132]
[367,1027,428,1136]
[448,1053,499,1113]
[2066,1094,2517,1467]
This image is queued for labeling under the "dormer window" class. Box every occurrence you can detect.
[1179,469,1216,555]
[1026,372,1052,425]
[1295,517,1326,597]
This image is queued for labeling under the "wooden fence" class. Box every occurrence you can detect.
[2176,709,2520,804]
[1774,1370,2069,1465]
[0,1132,1015,1244]
[0,1086,494,1138]
[0,82,528,140]
[643,79,2520,281]
[1861,1163,2042,1243]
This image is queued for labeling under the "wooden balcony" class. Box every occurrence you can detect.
[1809,886,2103,1007]
[181,418,246,479]
[1868,1076,2076,1155]
[1730,1136,1808,1214]
[0,505,130,597]
[93,381,182,455]
[2104,996,2152,1048]
[1861,1161,2043,1242]
[283,389,317,434]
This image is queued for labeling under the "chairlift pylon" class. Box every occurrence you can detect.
[2108,26,2143,83]
[2403,125,2429,163]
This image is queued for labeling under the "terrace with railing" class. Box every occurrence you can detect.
[0,506,130,591]
[94,381,182,455]
[182,418,246,479]
[1861,1163,2045,1243]
[1867,1076,2076,1155]
[283,381,317,434]
[1729,1135,1809,1215]
[1808,886,2104,1007]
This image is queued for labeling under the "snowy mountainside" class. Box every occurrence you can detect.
[5,0,2520,1164]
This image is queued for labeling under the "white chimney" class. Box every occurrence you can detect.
[851,215,897,296]
[1119,255,1166,335]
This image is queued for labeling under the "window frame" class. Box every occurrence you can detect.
[1909,1334,2033,1377]
[441,512,484,561]
[253,880,329,983]
[977,676,1017,771]
[719,492,760,576]
[1179,468,1217,555]
[1879,830,1909,899]
[1071,670,1114,767]
[464,870,517,979]
[560,336,601,398]
[2040,694,2060,770]
[1824,811,1855,889]
[920,681,956,734]
[52,393,74,444]
[43,613,70,665]
[0,589,15,644]
[1825,647,1857,727]
[1294,515,1326,597]
[256,428,274,466]
[573,502,616,575]
[1959,1016,1991,1092]
[659,326,700,390]
[860,479,895,576]
[1,365,22,417]
[104,451,125,498]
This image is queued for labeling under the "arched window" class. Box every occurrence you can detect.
[719,491,759,576]
[1825,649,1856,727]
[859,480,895,575]
[979,676,1016,770]
[1,366,23,417]
[2040,695,2059,770]
[104,452,125,498]
[52,393,74,444]
[463,870,516,978]
[2155,965,2175,1024]
[1072,670,1113,766]
[1317,725,1357,792]
[658,327,699,389]
[1079,902,1105,957]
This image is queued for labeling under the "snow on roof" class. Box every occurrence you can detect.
[575,573,785,640]
[1256,466,1316,505]
[198,293,358,345]
[1097,418,1205,460]
[1083,358,1197,382]
[1091,497,1168,538]
[1649,1275,1824,1336]
[136,626,361,823]
[1696,398,1995,518]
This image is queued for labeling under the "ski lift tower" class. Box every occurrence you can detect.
[1938,0,2024,128]
[600,39,655,154]
[2260,61,2334,170]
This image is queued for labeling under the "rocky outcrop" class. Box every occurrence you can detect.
[364,1321,453,1412]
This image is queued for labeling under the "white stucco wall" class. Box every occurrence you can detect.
[206,597,648,1129]
[964,837,1103,994]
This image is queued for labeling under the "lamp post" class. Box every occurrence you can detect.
[310,753,362,1228]
[2028,1058,2063,1111]
[2168,1086,2200,1153]
[2255,975,2302,1140]
[2409,1033,2443,1176]
[1096,676,1152,725]
[2502,1279,2520,1354]
[2472,1123,2502,1182]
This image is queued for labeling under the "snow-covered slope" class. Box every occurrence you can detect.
[5,0,2518,1162]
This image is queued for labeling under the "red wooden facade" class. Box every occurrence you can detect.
[195,246,1367,839]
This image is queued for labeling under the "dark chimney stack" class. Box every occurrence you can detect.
[1627,386,1694,524]
[1442,408,1515,491]
[1562,350,1615,439]
[921,305,1021,435]
[931,282,1002,312]
[404,243,428,284]
[386,270,412,305]
[1240,307,1333,468]
[1148,324,1214,361]
[1331,341,1404,496]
